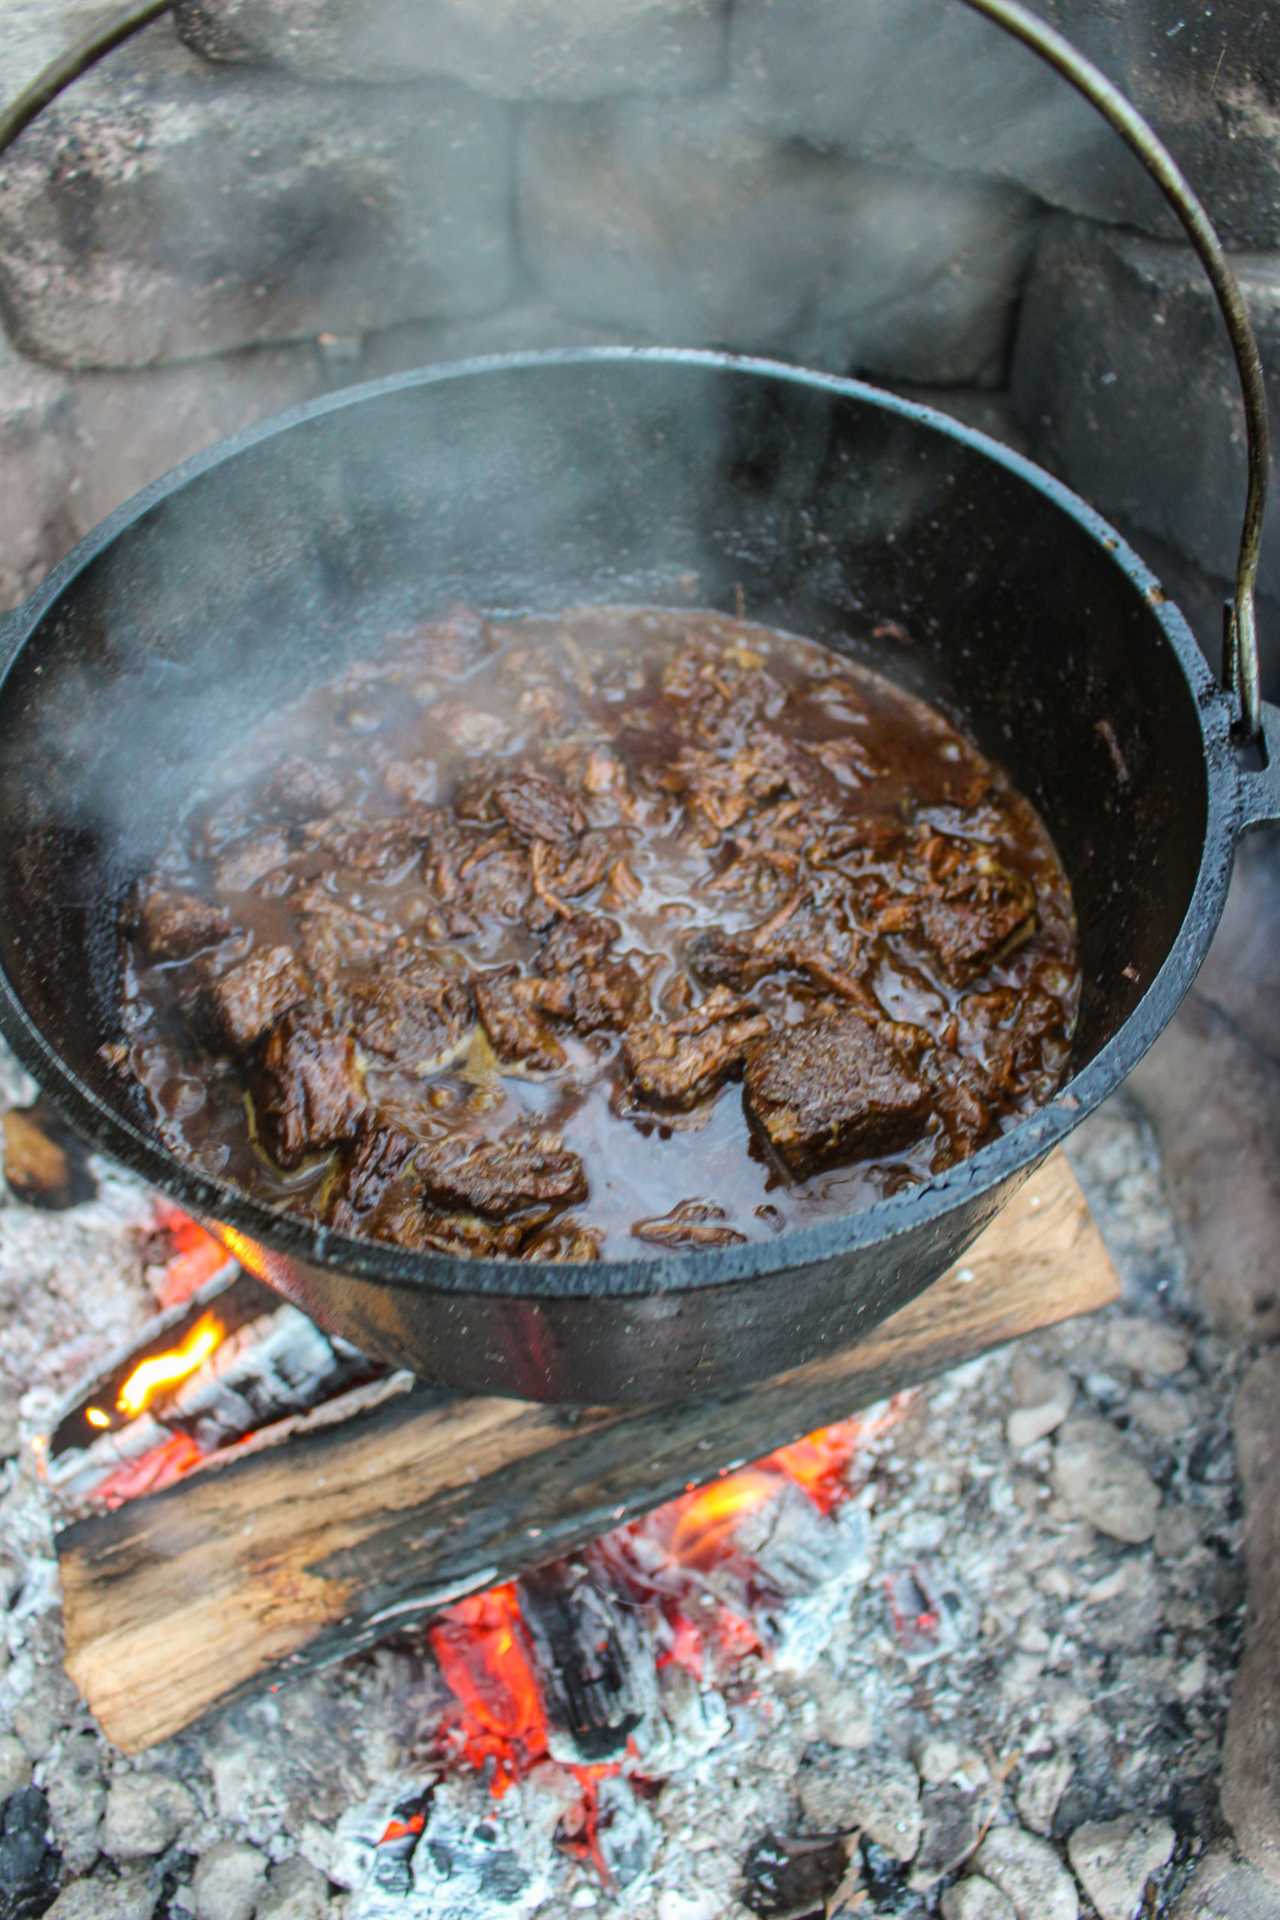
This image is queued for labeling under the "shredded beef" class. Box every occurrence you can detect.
[251,1013,365,1168]
[623,987,770,1109]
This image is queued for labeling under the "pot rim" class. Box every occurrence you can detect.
[0,346,1243,1302]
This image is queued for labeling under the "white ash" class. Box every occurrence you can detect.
[0,1036,1258,1916]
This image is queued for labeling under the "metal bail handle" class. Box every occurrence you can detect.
[956,0,1270,746]
[0,0,1270,742]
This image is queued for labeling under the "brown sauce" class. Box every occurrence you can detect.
[115,607,1081,1260]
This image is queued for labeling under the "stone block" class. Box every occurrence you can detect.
[0,346,77,612]
[0,19,514,370]
[1011,217,1280,618]
[731,0,1280,249]
[174,0,727,98]
[519,96,1036,383]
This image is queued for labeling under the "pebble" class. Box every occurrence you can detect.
[1067,1816,1176,1920]
[44,1730,107,1874]
[1170,1846,1280,1918]
[257,1856,332,1920]
[1154,1505,1203,1560]
[1104,1315,1190,1378]
[0,1731,32,1796]
[1007,1359,1074,1450]
[910,1782,985,1888]
[797,1745,921,1860]
[941,1876,1018,1920]
[103,1770,197,1860]
[1052,1416,1161,1543]
[974,1825,1079,1920]
[43,1868,155,1920]
[1129,1388,1191,1439]
[13,1698,62,1761]
[1014,1750,1072,1837]
[193,1838,268,1920]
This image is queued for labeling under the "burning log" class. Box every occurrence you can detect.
[2,1097,96,1209]
[53,1152,1116,1754]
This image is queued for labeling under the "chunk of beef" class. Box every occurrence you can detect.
[382,756,438,808]
[382,1204,529,1258]
[213,829,292,893]
[917,881,1035,984]
[347,959,472,1072]
[138,886,232,962]
[293,889,396,984]
[493,771,585,848]
[623,986,770,1110]
[474,968,566,1073]
[416,1126,587,1220]
[537,830,623,905]
[431,700,510,754]
[329,1124,418,1234]
[744,1013,930,1175]
[686,927,774,992]
[412,604,495,679]
[523,1219,604,1262]
[537,914,619,976]
[303,814,426,879]
[209,947,310,1052]
[261,757,346,820]
[632,1199,747,1248]
[250,1012,365,1168]
[566,957,650,1033]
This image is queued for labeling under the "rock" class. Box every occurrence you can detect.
[942,1877,1018,1920]
[1052,1416,1160,1543]
[910,1783,984,1889]
[974,1825,1079,1920]
[1130,1389,1192,1441]
[102,1771,196,1861]
[1007,1360,1074,1450]
[519,93,1035,383]
[1224,1352,1280,1887]
[0,1737,31,1800]
[0,1787,60,1920]
[1103,1316,1189,1379]
[1011,219,1280,630]
[1171,1847,1280,1918]
[0,26,514,370]
[13,1700,63,1763]
[193,1839,268,1920]
[256,1856,331,1920]
[731,0,1280,248]
[43,1869,155,1920]
[1127,991,1280,1343]
[43,1731,106,1876]
[175,0,728,98]
[1067,1816,1176,1920]
[1014,1750,1072,1838]
[1154,1506,1203,1562]
[796,1745,921,1860]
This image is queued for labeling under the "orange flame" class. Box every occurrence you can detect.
[116,1315,222,1417]
[668,1469,778,1568]
[428,1583,548,1797]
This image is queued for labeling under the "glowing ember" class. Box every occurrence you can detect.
[152,1205,233,1308]
[428,1584,547,1797]
[669,1468,779,1568]
[117,1314,222,1416]
[90,1431,207,1509]
[84,1407,111,1430]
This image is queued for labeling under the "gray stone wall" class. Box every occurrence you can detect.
[3,0,1280,695]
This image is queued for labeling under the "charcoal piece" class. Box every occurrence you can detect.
[347,960,472,1071]
[251,1013,365,1167]
[741,1831,849,1918]
[623,986,770,1110]
[0,1787,60,1920]
[632,1199,747,1248]
[416,1126,586,1220]
[522,1219,604,1261]
[212,828,292,893]
[474,969,567,1074]
[744,1014,930,1175]
[209,946,310,1052]
[138,885,232,962]
[493,770,585,847]
[260,756,346,819]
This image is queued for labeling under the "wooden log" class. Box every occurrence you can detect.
[58,1151,1117,1753]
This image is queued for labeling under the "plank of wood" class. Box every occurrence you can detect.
[59,1150,1117,1753]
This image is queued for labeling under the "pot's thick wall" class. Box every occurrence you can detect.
[0,353,1236,1402]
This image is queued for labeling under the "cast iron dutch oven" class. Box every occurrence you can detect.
[0,1,1277,1404]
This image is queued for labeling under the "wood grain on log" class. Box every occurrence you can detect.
[58,1151,1117,1753]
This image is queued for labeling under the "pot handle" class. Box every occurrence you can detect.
[0,0,1271,746]
[957,0,1270,751]
[1240,704,1280,834]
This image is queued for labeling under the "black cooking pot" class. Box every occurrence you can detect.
[0,345,1276,1403]
[1,0,1277,1405]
